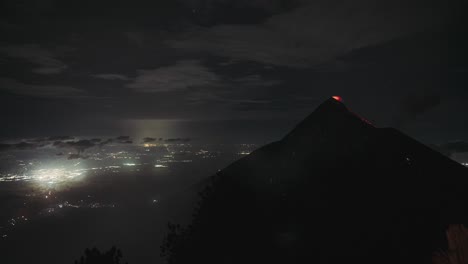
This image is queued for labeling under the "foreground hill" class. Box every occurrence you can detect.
[163,97,468,264]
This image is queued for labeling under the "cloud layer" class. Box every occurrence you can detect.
[0,78,85,98]
[0,44,69,74]
[126,60,221,92]
[169,0,451,68]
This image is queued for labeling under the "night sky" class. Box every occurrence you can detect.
[1,0,467,144]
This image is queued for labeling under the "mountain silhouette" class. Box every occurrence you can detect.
[163,97,468,264]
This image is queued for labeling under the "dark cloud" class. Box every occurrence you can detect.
[0,143,11,151]
[404,93,441,116]
[98,136,134,146]
[123,31,146,47]
[92,74,130,81]
[67,153,89,160]
[26,137,52,144]
[142,137,157,143]
[50,137,133,158]
[14,142,38,150]
[183,0,296,25]
[165,138,191,142]
[0,136,137,161]
[394,91,442,127]
[53,138,106,153]
[99,139,114,146]
[231,74,281,87]
[47,136,75,141]
[52,140,66,147]
[0,142,38,151]
[65,139,96,153]
[0,44,69,74]
[126,60,221,93]
[0,0,466,144]
[0,78,86,98]
[169,0,454,68]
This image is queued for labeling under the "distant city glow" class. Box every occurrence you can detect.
[33,168,83,183]
[0,142,259,240]
[31,167,86,190]
[0,165,86,191]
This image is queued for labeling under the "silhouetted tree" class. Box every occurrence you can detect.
[433,225,468,264]
[74,246,128,264]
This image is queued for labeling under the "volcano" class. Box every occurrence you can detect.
[164,97,468,264]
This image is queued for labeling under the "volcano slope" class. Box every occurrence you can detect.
[163,97,468,264]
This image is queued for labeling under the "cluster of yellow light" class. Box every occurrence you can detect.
[29,166,87,191]
[0,168,83,183]
[0,166,87,191]
[32,168,84,184]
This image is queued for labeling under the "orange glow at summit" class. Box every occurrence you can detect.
[332,96,343,102]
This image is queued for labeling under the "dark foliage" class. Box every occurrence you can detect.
[74,247,128,264]
[433,225,468,264]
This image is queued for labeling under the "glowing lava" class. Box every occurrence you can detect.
[332,96,343,102]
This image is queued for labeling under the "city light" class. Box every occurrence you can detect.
[30,167,86,190]
[0,167,86,189]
